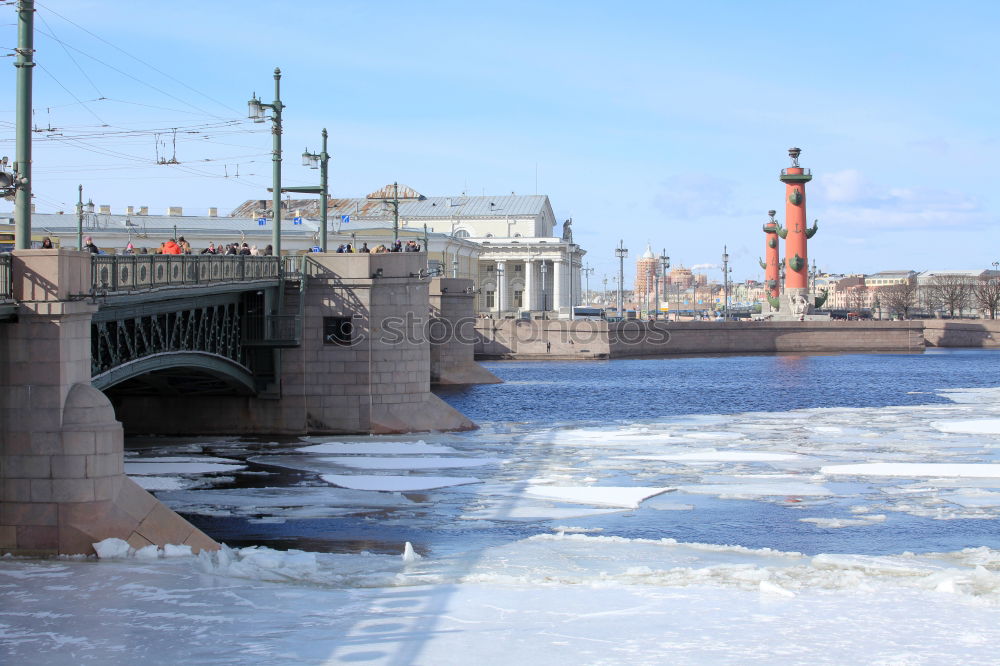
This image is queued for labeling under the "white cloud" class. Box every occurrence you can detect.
[812,170,989,231]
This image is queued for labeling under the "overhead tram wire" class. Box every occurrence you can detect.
[34,61,108,126]
[36,9,103,99]
[32,27,230,121]
[35,1,241,117]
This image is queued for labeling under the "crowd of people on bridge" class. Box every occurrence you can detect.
[335,240,421,254]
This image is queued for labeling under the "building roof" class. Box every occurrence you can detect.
[232,192,552,221]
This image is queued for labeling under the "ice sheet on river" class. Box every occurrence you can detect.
[4,535,1000,664]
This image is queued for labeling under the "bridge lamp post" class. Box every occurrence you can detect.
[615,240,628,318]
[452,257,459,278]
[301,129,330,251]
[582,263,594,306]
[248,68,284,259]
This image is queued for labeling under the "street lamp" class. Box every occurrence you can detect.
[722,245,730,321]
[452,257,459,278]
[615,240,628,318]
[301,128,330,251]
[540,260,548,317]
[496,264,504,316]
[657,249,669,320]
[76,185,83,249]
[602,274,608,305]
[582,263,594,306]
[247,67,284,258]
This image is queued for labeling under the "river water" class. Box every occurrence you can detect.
[6,349,1000,664]
[120,348,1000,558]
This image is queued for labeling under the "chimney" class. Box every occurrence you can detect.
[208,207,218,217]
[138,206,148,216]
[167,206,183,216]
[126,205,135,215]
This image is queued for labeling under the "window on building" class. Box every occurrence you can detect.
[454,229,470,238]
[485,233,494,238]
[487,265,494,272]
[514,290,523,308]
[486,290,495,308]
[323,316,353,345]
[514,264,522,272]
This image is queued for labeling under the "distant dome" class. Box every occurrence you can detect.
[641,244,654,259]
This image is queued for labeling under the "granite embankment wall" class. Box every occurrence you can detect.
[921,320,1000,348]
[474,319,925,360]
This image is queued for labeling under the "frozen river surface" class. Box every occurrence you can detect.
[4,350,1000,664]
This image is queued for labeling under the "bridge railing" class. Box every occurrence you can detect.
[0,254,11,302]
[90,255,282,295]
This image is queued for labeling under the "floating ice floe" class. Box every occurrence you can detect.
[618,450,801,463]
[522,485,672,509]
[125,457,245,476]
[319,456,501,470]
[822,463,1000,478]
[321,475,482,491]
[799,515,887,528]
[296,440,458,455]
[931,419,1000,435]
[155,486,414,518]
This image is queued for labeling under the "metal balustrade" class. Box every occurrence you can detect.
[90,254,282,295]
[0,254,11,302]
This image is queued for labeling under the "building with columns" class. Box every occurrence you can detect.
[234,186,586,317]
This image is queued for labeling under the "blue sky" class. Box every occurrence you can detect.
[2,0,998,283]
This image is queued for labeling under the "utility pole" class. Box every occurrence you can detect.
[14,0,35,249]
[582,263,594,305]
[615,239,628,318]
[247,68,284,258]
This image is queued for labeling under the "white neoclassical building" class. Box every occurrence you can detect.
[234,185,586,316]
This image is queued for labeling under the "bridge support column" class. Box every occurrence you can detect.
[429,277,502,385]
[0,250,218,555]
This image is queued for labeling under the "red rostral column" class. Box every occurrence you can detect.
[779,147,814,292]
[761,209,781,305]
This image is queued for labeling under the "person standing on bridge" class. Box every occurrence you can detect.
[162,239,182,255]
[83,236,100,254]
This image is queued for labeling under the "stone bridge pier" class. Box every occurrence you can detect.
[429,277,502,385]
[0,250,217,555]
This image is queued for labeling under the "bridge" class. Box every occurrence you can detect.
[0,249,494,556]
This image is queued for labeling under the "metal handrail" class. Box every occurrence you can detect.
[90,254,282,295]
[0,254,12,302]
[780,168,812,176]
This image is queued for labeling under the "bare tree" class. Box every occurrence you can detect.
[879,280,918,319]
[925,275,973,317]
[845,285,868,313]
[973,275,1000,319]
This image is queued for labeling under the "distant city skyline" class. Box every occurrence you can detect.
[2,1,998,283]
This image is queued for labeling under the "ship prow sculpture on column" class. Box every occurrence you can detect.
[760,147,830,321]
